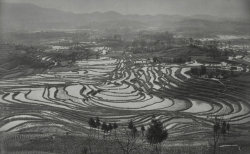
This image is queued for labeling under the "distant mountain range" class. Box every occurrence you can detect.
[1,2,250,35]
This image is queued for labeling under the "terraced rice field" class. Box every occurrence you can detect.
[1,56,250,139]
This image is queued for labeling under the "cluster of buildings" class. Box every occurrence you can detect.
[189,37,249,53]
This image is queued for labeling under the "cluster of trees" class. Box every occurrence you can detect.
[138,31,174,47]
[15,44,46,52]
[128,31,174,54]
[10,32,91,45]
[95,34,125,50]
[70,46,101,60]
[88,117,118,139]
[86,117,119,154]
[128,120,139,138]
[190,65,207,76]
[86,115,232,154]
[190,43,221,59]
[51,48,99,65]
[153,57,192,64]
[146,118,168,154]
[9,48,54,69]
[16,55,54,68]
[12,43,102,69]
[189,39,237,60]
[190,65,237,79]
[87,116,168,154]
[171,57,191,64]
[11,44,55,68]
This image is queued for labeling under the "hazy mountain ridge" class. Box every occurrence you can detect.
[1,2,249,34]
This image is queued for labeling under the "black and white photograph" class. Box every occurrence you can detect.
[0,0,250,154]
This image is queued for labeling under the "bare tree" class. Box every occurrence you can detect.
[128,120,134,130]
[114,128,142,154]
[212,117,230,154]
[101,122,108,139]
[141,125,145,136]
[95,117,101,139]
[86,117,97,154]
[113,122,118,134]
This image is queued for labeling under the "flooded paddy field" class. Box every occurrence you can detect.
[1,55,250,154]
[1,56,250,133]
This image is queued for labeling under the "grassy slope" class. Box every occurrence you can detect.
[2,132,250,154]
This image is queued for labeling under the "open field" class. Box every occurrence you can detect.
[1,54,250,153]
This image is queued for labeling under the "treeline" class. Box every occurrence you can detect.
[8,32,90,45]
[7,45,54,69]
[128,31,174,54]
[189,43,235,60]
[86,116,168,154]
[153,57,192,64]
[9,54,54,68]
[10,44,101,69]
[83,116,231,154]
[48,50,95,62]
[190,65,238,79]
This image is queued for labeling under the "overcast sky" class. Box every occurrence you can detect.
[2,0,250,18]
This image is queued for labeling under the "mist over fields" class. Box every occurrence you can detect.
[1,2,250,35]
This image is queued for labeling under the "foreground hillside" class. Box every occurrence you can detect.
[1,132,250,154]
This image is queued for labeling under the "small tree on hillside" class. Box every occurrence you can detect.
[87,117,97,154]
[113,122,118,131]
[88,117,96,131]
[100,122,110,154]
[101,122,108,138]
[132,127,138,138]
[141,125,145,136]
[108,123,113,138]
[84,49,92,60]
[212,117,230,154]
[95,117,101,138]
[108,123,113,132]
[226,122,230,134]
[95,52,100,59]
[115,121,143,154]
[113,122,118,136]
[128,120,134,130]
[146,119,168,154]
[115,129,141,154]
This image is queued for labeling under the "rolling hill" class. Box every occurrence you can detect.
[1,2,250,35]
